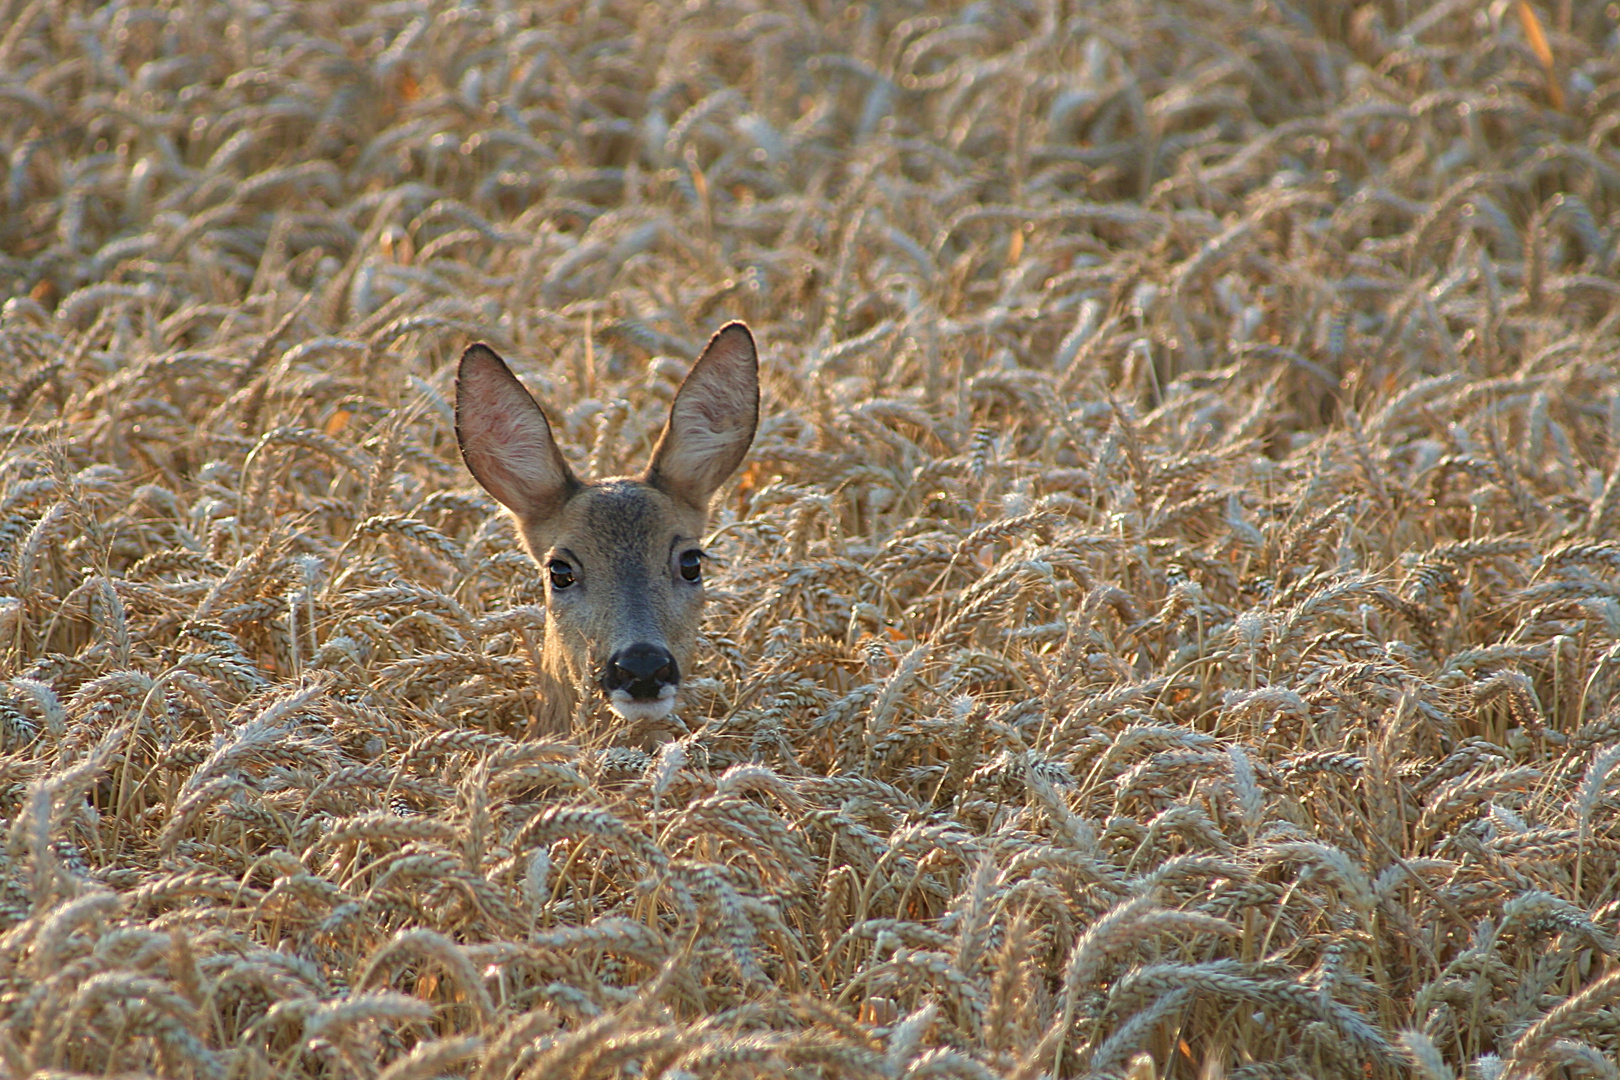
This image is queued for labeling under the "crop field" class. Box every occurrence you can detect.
[4,0,1620,1077]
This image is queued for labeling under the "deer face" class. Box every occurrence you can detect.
[454,324,759,726]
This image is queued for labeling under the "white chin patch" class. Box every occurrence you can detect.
[607,686,677,722]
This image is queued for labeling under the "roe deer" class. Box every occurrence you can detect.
[455,322,759,732]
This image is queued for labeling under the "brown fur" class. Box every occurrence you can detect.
[455,323,759,732]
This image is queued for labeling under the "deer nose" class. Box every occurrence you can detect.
[601,644,679,700]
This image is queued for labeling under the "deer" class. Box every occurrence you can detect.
[454,322,759,734]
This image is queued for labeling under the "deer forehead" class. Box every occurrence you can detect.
[528,480,707,568]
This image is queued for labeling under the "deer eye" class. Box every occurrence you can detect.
[679,550,703,583]
[548,559,576,590]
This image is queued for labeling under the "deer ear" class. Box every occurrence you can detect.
[456,344,579,520]
[645,323,759,510]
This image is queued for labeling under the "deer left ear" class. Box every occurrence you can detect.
[456,343,581,521]
[645,323,759,510]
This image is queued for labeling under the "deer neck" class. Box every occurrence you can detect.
[527,628,581,736]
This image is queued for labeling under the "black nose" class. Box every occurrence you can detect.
[600,643,679,700]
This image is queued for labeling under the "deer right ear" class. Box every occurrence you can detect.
[645,323,760,511]
[455,344,579,519]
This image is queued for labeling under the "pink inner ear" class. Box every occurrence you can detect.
[473,403,554,473]
[474,396,532,447]
[459,364,572,512]
[678,336,757,434]
[466,444,522,494]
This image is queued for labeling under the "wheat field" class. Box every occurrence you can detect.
[2,1,1619,1077]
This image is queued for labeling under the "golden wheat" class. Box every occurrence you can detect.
[2,0,1620,1077]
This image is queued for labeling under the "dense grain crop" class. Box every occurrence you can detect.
[2,0,1620,1076]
